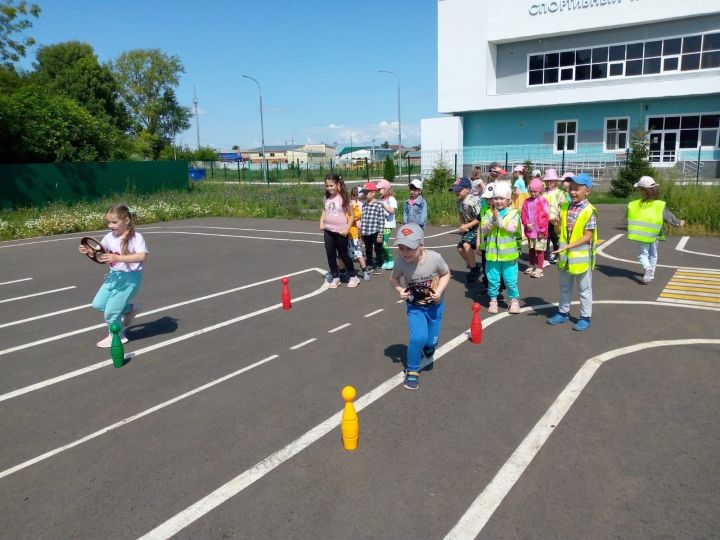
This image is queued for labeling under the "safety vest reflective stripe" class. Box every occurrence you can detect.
[627,200,665,243]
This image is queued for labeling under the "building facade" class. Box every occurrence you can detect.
[422,0,720,178]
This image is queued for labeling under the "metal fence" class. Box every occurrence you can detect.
[0,160,189,209]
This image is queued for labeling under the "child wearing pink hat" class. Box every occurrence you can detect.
[521,179,550,277]
[542,169,565,265]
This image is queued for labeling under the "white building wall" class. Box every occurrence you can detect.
[420,117,464,177]
[438,0,720,113]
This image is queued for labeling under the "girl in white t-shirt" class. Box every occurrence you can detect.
[376,179,398,270]
[79,204,148,348]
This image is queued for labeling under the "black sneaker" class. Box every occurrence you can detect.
[403,371,419,390]
[466,267,480,283]
[420,346,436,371]
[339,271,350,284]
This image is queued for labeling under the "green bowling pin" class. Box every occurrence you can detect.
[109,323,124,368]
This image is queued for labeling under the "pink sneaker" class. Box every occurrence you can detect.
[508,299,521,314]
[122,303,142,328]
[488,300,499,314]
[347,276,360,288]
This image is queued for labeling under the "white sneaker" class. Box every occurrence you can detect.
[542,260,551,268]
[328,278,341,288]
[97,333,128,348]
[122,303,142,328]
[642,268,653,284]
[347,276,360,288]
[488,300,499,314]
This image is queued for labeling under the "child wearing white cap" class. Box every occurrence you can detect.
[390,223,451,390]
[627,176,685,283]
[480,181,521,314]
[403,179,427,228]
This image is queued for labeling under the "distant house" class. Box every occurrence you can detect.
[238,143,336,166]
[336,146,395,163]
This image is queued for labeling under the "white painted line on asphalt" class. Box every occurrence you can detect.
[0,277,33,286]
[0,268,324,358]
[0,286,76,304]
[0,283,329,403]
[364,309,385,318]
[327,323,351,333]
[177,226,322,236]
[675,236,720,258]
[145,231,324,244]
[0,355,281,481]
[0,228,164,248]
[290,338,316,350]
[0,304,90,330]
[597,234,717,270]
[443,338,720,540]
[133,300,718,538]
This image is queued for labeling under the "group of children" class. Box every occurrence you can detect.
[81,170,683,393]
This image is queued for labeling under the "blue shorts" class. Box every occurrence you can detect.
[457,227,478,248]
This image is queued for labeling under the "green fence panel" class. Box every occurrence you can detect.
[0,160,189,209]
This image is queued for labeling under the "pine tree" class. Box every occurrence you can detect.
[383,155,396,181]
[611,131,656,197]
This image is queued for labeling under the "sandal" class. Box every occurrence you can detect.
[531,269,544,278]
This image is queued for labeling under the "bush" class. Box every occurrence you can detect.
[424,157,454,194]
[383,155,395,181]
[611,131,656,197]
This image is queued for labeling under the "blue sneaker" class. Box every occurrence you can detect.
[403,371,419,390]
[547,312,570,325]
[573,317,591,331]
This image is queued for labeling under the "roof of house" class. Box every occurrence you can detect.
[337,146,372,157]
[242,145,304,153]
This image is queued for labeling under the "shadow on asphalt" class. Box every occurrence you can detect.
[125,316,179,342]
[595,263,643,283]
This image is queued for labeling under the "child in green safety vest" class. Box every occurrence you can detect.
[480,181,521,314]
[547,173,597,332]
[627,176,685,284]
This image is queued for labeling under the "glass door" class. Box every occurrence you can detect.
[649,131,678,163]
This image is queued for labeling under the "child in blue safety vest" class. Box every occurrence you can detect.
[480,181,521,314]
[626,176,685,284]
[547,173,597,332]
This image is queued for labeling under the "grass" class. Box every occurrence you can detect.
[1,180,718,241]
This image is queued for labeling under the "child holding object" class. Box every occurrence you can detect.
[403,179,428,228]
[450,176,482,283]
[80,204,147,348]
[521,178,550,277]
[627,176,685,284]
[337,186,370,281]
[389,223,451,391]
[480,182,521,314]
[320,174,359,288]
[547,173,598,332]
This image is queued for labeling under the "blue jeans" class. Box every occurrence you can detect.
[406,301,445,372]
[486,260,519,300]
[636,240,658,270]
[92,270,143,327]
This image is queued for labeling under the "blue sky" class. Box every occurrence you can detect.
[19,0,439,150]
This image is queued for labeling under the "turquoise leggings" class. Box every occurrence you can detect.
[91,270,143,327]
[486,260,519,300]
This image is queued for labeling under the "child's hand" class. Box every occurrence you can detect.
[429,290,442,302]
[96,252,116,264]
[79,244,89,255]
[492,207,499,220]
[398,288,411,301]
[551,247,566,255]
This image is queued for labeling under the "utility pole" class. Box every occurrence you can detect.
[193,86,200,150]
[242,75,267,184]
[378,70,402,179]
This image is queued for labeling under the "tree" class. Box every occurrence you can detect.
[112,48,191,158]
[0,85,128,163]
[424,157,453,193]
[382,154,395,181]
[33,41,129,130]
[0,0,40,67]
[381,141,390,149]
[611,129,656,197]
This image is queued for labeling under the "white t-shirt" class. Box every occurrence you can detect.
[100,231,148,272]
[382,196,398,228]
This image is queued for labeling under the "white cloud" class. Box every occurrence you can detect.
[304,120,420,147]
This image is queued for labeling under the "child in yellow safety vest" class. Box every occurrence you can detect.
[627,176,685,284]
[480,182,521,314]
[547,173,597,332]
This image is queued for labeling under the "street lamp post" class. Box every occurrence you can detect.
[378,70,402,179]
[242,74,267,184]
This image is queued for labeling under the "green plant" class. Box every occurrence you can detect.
[382,155,395,181]
[611,130,656,197]
[424,157,454,194]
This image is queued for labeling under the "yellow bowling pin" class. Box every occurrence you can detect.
[341,386,359,451]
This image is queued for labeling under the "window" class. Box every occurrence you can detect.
[605,117,629,151]
[555,120,577,152]
[527,31,720,87]
[647,113,720,152]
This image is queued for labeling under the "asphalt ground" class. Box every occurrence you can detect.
[0,206,718,539]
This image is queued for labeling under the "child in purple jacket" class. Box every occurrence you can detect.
[521,178,550,278]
